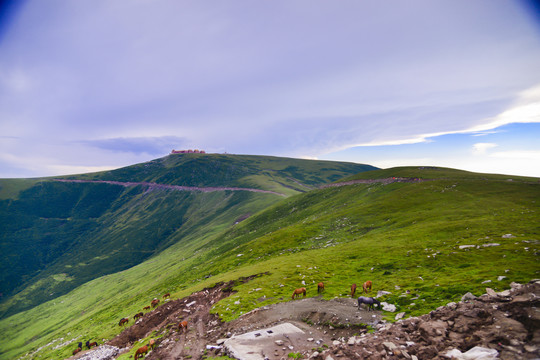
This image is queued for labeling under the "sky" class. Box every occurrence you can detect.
[1,0,540,178]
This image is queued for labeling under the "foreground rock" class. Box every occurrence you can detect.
[310,280,540,360]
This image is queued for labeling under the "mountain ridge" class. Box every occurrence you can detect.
[0,154,375,319]
[0,158,538,360]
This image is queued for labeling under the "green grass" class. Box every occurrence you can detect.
[0,166,538,359]
[0,154,368,318]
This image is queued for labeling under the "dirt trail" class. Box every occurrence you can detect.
[53,176,425,199]
[53,179,287,197]
[71,275,380,360]
[70,278,540,360]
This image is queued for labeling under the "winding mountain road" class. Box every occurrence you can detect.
[53,179,288,197]
[53,177,424,198]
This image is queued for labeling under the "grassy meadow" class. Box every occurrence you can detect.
[0,165,538,359]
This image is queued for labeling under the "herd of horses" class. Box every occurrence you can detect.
[73,280,381,358]
[71,341,98,355]
[293,280,380,311]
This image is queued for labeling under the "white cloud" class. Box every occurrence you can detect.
[491,150,540,160]
[472,143,498,154]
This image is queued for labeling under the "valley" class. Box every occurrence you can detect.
[0,154,538,359]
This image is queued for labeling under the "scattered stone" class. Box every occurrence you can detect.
[498,275,507,281]
[461,292,476,301]
[382,342,397,352]
[485,287,497,297]
[482,280,492,284]
[376,290,392,298]
[502,234,515,238]
[77,345,120,360]
[482,243,500,247]
[381,302,396,312]
[395,312,406,320]
[444,346,498,359]
[275,340,284,346]
[458,245,475,249]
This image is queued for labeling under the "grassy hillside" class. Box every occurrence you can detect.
[0,154,372,319]
[0,166,538,360]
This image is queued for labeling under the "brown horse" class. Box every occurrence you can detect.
[179,320,188,333]
[292,287,306,299]
[149,339,156,349]
[134,345,149,359]
[363,280,372,293]
[151,298,160,308]
[317,282,325,293]
[163,293,170,299]
[134,312,143,320]
[119,317,129,326]
[72,347,82,355]
[86,341,98,349]
[351,283,357,297]
[143,306,151,310]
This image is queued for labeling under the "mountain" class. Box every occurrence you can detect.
[0,161,538,360]
[0,153,375,318]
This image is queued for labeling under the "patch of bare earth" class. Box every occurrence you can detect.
[72,278,540,360]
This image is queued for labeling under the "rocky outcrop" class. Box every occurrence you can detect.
[311,280,540,360]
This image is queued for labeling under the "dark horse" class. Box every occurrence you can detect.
[357,296,380,311]
[134,312,144,320]
[119,317,129,326]
[86,340,98,349]
[317,282,325,293]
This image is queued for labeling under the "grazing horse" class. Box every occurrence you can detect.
[351,283,357,297]
[149,339,156,349]
[134,345,149,359]
[119,317,129,326]
[134,312,143,320]
[363,280,372,293]
[163,293,170,299]
[86,341,98,349]
[179,320,188,333]
[357,296,380,311]
[72,347,82,355]
[317,282,325,293]
[151,298,160,308]
[78,342,83,349]
[143,306,151,310]
[292,287,307,299]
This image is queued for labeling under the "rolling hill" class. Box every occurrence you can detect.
[0,158,538,360]
[0,154,374,318]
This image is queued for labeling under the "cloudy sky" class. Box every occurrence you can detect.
[1,0,540,178]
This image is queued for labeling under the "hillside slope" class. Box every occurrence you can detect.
[0,166,538,360]
[0,154,374,318]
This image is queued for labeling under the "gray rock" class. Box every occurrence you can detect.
[381,302,396,312]
[461,292,476,301]
[383,342,397,351]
